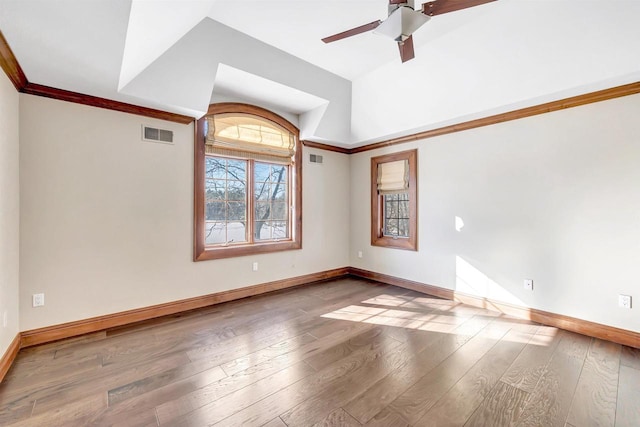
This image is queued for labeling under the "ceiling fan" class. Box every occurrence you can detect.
[322,0,497,63]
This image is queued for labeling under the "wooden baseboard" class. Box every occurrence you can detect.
[0,334,21,382]
[348,267,640,349]
[13,264,639,356]
[20,267,350,348]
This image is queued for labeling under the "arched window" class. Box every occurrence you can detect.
[194,104,302,261]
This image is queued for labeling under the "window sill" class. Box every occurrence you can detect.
[371,235,417,251]
[194,240,302,261]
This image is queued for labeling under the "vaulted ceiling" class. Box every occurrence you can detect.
[1,0,639,147]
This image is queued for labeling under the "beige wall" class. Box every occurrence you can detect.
[19,95,350,331]
[15,88,640,335]
[350,93,640,333]
[0,72,20,356]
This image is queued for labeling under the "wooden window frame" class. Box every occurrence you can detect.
[371,149,418,251]
[194,103,302,261]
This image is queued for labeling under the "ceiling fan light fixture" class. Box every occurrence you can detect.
[373,6,431,41]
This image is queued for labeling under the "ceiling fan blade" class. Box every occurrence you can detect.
[389,0,408,4]
[322,20,382,43]
[398,35,415,63]
[422,0,496,16]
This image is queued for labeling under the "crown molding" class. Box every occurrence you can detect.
[350,81,640,154]
[0,30,27,91]
[302,140,351,154]
[22,83,193,124]
[0,29,193,125]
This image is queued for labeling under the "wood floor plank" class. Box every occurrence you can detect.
[156,361,316,425]
[3,353,103,393]
[208,329,407,427]
[384,321,512,425]
[414,328,532,426]
[464,381,530,427]
[304,326,394,371]
[620,345,640,370]
[81,356,233,425]
[615,365,640,427]
[343,315,493,424]
[262,417,288,427]
[566,338,620,427]
[220,333,317,376]
[0,400,35,426]
[101,407,159,427]
[362,408,409,427]
[279,320,474,427]
[311,408,361,427]
[500,327,565,393]
[150,325,388,423]
[8,393,107,427]
[516,331,591,427]
[27,351,192,416]
[107,360,227,406]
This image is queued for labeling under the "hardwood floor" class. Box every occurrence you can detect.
[0,278,638,426]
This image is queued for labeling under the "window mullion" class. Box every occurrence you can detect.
[247,159,254,243]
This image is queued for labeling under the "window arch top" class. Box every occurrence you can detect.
[205,113,295,163]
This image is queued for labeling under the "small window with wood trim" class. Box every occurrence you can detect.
[194,104,302,261]
[371,149,417,250]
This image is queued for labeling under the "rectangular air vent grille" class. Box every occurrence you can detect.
[309,154,323,164]
[142,125,174,144]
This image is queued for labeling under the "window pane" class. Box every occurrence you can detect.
[255,221,289,241]
[273,221,289,238]
[384,218,399,236]
[273,183,287,202]
[204,157,248,245]
[205,157,227,179]
[398,218,410,236]
[398,199,409,219]
[226,159,246,181]
[226,222,247,243]
[205,222,226,245]
[253,162,290,241]
[254,163,271,183]
[271,202,288,220]
[207,180,226,200]
[254,221,268,240]
[254,182,271,201]
[255,201,271,220]
[383,192,409,238]
[227,202,246,221]
[206,201,226,221]
[205,221,247,244]
[270,165,287,183]
[385,200,397,219]
[227,180,246,201]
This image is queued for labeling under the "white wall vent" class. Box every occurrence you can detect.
[309,154,323,164]
[142,125,174,144]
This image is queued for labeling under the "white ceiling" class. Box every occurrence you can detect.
[1,0,639,146]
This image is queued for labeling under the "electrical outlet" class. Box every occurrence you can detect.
[2,311,7,328]
[358,251,363,259]
[33,293,45,307]
[252,262,258,272]
[619,294,632,309]
[523,279,533,291]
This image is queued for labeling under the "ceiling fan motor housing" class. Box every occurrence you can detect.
[375,5,431,41]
